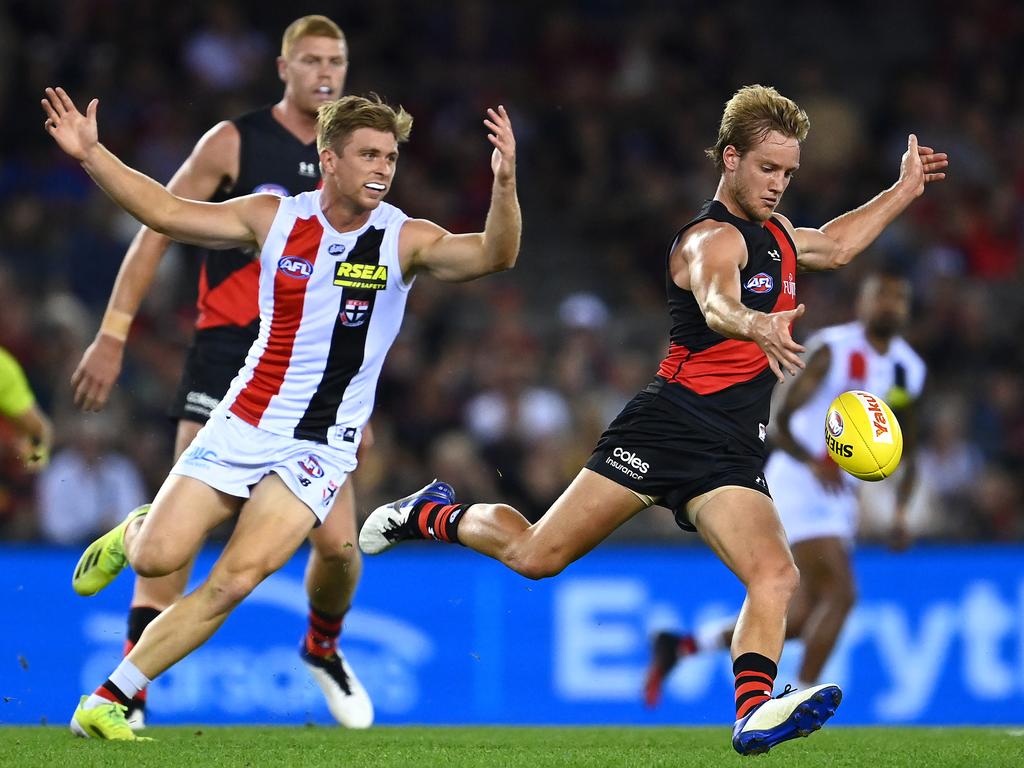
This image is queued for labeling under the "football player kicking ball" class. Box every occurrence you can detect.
[644,269,926,708]
[360,85,946,755]
[41,85,520,740]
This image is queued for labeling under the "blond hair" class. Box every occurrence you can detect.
[705,85,810,169]
[317,95,413,153]
[281,15,345,59]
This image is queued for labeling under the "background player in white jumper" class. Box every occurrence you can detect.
[41,86,520,740]
[644,268,925,702]
[67,15,375,730]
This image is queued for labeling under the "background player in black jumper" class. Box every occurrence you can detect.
[360,84,947,755]
[69,15,373,729]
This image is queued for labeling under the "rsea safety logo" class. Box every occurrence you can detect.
[334,261,388,290]
[278,256,314,279]
[744,272,773,293]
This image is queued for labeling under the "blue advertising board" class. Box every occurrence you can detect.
[1,544,1022,726]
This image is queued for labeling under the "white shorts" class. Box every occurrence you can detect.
[765,451,858,546]
[170,411,357,524]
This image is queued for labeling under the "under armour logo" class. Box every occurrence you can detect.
[768,249,781,261]
[298,161,317,178]
[755,476,767,487]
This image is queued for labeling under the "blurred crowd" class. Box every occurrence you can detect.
[1,0,1021,544]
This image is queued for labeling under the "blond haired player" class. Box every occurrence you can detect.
[360,85,946,755]
[67,16,380,729]
[646,268,925,704]
[43,84,520,741]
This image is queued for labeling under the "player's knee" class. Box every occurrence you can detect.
[750,558,800,602]
[205,569,266,613]
[313,534,362,569]
[130,538,188,578]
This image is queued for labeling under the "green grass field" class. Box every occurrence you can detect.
[1,726,1021,768]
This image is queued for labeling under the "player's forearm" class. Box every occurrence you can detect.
[99,227,174,340]
[81,144,184,239]
[819,183,917,268]
[703,292,760,341]
[480,178,521,272]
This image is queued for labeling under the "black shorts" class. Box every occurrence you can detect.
[584,389,771,532]
[169,326,256,424]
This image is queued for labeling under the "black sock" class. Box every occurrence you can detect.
[124,606,161,709]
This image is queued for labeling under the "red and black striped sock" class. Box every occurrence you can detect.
[304,606,345,659]
[124,606,161,708]
[411,501,470,544]
[733,652,777,720]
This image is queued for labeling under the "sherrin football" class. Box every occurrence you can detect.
[824,390,903,481]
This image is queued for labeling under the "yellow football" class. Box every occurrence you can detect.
[824,390,903,481]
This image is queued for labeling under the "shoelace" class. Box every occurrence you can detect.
[774,684,795,699]
[325,654,353,694]
[98,702,132,731]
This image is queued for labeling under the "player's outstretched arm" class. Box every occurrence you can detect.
[70,121,240,412]
[400,106,521,282]
[41,87,268,252]
[683,224,806,382]
[787,134,948,271]
[72,122,238,411]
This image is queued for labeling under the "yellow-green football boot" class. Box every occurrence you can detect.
[70,696,153,741]
[72,504,149,596]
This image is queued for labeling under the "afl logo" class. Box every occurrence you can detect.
[744,273,774,293]
[827,409,845,438]
[299,454,325,478]
[253,183,289,197]
[278,256,313,279]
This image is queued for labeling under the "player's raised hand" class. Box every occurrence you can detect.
[898,134,948,198]
[484,106,516,185]
[754,304,806,382]
[41,87,99,162]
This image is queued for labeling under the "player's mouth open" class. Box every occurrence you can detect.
[365,183,386,192]
[315,86,333,96]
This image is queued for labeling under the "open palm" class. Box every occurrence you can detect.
[41,87,99,162]
[484,105,516,185]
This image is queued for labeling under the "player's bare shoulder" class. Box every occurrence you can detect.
[671,220,747,287]
[182,120,242,193]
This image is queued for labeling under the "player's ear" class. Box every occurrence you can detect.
[319,147,335,174]
[723,145,740,172]
[276,56,288,83]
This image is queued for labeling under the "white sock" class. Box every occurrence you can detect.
[694,616,734,652]
[84,658,151,709]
